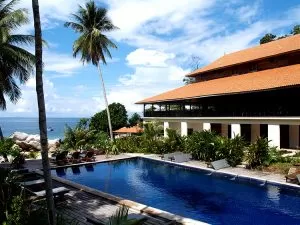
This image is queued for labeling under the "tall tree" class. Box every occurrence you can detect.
[128,113,141,127]
[0,0,35,152]
[0,0,35,109]
[31,1,56,225]
[65,1,118,141]
[90,102,127,132]
[260,33,276,44]
[291,25,300,35]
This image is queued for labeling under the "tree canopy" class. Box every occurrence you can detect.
[90,102,128,132]
[0,0,36,110]
[128,113,142,126]
[260,25,300,44]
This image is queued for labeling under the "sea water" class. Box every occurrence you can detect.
[0,117,79,139]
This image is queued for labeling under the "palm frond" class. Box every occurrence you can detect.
[8,34,35,45]
[65,0,117,65]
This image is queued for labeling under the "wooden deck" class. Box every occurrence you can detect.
[54,181,177,225]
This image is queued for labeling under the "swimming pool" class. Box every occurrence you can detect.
[51,157,300,225]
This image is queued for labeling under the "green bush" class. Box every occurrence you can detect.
[246,137,270,168]
[222,135,246,166]
[185,131,219,161]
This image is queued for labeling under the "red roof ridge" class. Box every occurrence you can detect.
[136,64,300,104]
[187,34,300,77]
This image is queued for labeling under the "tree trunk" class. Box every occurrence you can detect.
[97,64,114,141]
[32,1,56,225]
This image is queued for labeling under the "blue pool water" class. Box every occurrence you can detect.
[51,158,300,225]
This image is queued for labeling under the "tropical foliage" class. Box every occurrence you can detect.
[90,103,128,133]
[128,113,142,127]
[0,0,36,110]
[106,205,146,225]
[260,24,300,44]
[65,0,118,140]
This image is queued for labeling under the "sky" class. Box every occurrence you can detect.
[2,0,300,118]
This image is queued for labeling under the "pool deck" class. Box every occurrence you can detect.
[2,153,300,225]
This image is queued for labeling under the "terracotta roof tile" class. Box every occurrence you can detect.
[113,125,143,134]
[187,34,300,77]
[136,64,300,104]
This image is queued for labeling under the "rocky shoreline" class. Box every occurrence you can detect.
[10,132,60,153]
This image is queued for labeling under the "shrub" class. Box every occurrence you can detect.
[185,131,219,161]
[222,135,246,166]
[163,129,185,154]
[246,137,270,168]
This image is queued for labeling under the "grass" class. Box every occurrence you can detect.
[262,162,293,174]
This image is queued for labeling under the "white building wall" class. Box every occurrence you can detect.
[203,123,211,131]
[268,124,280,148]
[231,124,241,138]
[289,125,299,149]
[163,122,169,138]
[189,122,203,131]
[181,122,188,136]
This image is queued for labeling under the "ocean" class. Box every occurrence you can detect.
[0,117,80,139]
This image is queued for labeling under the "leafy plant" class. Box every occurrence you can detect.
[222,135,246,166]
[246,137,270,168]
[106,205,146,225]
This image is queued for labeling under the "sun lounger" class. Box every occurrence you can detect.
[163,151,183,161]
[173,153,192,163]
[70,151,82,163]
[211,159,230,170]
[33,187,70,198]
[81,151,96,162]
[11,168,29,174]
[19,179,45,186]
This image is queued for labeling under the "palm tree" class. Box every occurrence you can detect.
[65,1,118,141]
[31,1,56,225]
[0,0,35,110]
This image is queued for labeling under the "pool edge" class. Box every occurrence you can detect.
[42,170,208,225]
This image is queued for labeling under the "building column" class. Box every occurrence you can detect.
[231,124,241,138]
[251,124,260,143]
[289,125,299,149]
[163,122,169,138]
[203,123,211,131]
[181,122,188,136]
[268,124,280,148]
[221,124,228,137]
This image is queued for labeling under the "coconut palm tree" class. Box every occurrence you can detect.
[65,1,118,140]
[0,0,36,110]
[31,1,56,225]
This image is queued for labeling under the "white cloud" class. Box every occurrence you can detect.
[44,52,83,76]
[126,49,175,67]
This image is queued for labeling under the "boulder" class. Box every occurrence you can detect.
[12,132,60,152]
[10,132,29,142]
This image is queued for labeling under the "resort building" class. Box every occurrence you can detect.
[137,34,300,149]
[113,125,143,138]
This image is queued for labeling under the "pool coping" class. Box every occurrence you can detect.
[44,170,208,225]
[138,155,300,191]
[45,155,300,225]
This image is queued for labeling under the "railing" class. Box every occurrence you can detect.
[144,110,292,118]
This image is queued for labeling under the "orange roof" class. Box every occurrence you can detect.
[137,64,300,104]
[187,34,300,77]
[113,125,143,134]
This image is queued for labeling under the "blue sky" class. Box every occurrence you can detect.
[2,0,300,118]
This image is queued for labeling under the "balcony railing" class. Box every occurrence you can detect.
[144,109,292,118]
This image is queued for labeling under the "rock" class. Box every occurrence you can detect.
[28,140,41,151]
[12,132,60,152]
[10,132,28,141]
[25,134,40,143]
